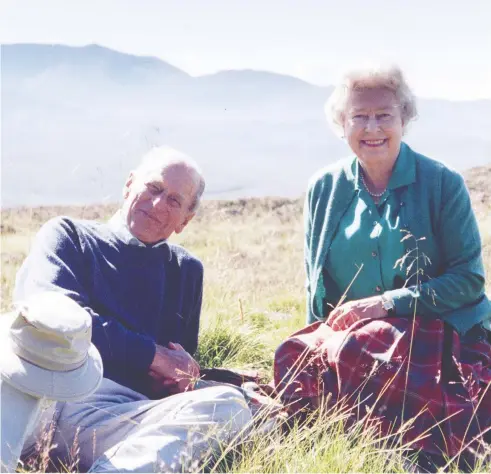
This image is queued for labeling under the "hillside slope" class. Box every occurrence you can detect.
[2,43,491,207]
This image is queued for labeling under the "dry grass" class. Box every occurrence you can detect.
[0,198,308,350]
[1,166,490,472]
[465,165,491,289]
[2,166,490,316]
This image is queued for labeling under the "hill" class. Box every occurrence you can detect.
[2,43,491,207]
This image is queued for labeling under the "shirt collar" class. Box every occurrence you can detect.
[345,141,416,190]
[108,211,171,253]
[387,142,416,189]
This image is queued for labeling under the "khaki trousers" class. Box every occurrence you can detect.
[22,378,252,472]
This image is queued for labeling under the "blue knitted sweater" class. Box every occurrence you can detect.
[14,216,203,396]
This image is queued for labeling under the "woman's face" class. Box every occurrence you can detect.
[343,87,404,168]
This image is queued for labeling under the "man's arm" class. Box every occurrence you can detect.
[148,257,203,395]
[181,260,203,356]
[14,217,156,373]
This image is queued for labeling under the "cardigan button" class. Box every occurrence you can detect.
[375,286,382,292]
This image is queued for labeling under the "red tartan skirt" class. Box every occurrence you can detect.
[274,317,491,457]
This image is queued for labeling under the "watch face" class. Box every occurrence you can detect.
[383,300,394,311]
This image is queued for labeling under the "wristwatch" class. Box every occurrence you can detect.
[381,295,395,316]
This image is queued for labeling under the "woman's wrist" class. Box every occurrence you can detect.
[381,295,396,316]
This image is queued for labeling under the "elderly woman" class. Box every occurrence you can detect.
[275,65,490,467]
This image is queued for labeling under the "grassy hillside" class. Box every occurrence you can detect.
[1,197,307,349]
[464,164,491,262]
[1,166,490,472]
[2,166,490,316]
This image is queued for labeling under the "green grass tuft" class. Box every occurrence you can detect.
[195,315,272,373]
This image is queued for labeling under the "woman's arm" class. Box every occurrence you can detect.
[304,185,317,325]
[385,168,487,325]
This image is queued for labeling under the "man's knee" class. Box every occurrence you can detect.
[195,385,252,429]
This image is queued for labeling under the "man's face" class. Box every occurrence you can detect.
[122,163,198,244]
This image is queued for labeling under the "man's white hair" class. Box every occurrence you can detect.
[325,64,418,137]
[135,146,206,212]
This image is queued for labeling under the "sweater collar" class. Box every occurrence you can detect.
[108,211,171,254]
[345,142,416,190]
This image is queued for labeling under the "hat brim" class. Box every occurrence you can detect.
[0,313,103,402]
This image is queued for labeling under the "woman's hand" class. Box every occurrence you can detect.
[326,296,388,331]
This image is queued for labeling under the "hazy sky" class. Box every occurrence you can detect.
[1,0,490,100]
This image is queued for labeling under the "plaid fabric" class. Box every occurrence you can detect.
[274,317,491,457]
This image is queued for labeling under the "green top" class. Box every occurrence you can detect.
[322,161,406,309]
[304,142,491,335]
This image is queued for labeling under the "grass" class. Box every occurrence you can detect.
[194,315,272,372]
[211,403,415,473]
[1,167,491,472]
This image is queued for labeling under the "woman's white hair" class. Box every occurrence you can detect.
[325,64,418,137]
[135,146,206,212]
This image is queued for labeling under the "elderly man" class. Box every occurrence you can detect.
[14,147,251,473]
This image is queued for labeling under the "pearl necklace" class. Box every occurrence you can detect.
[360,172,386,198]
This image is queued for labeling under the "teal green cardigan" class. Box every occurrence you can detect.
[304,142,491,335]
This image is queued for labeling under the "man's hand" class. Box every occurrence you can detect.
[148,342,200,394]
[326,296,388,331]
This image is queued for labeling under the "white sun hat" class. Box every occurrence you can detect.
[0,292,103,402]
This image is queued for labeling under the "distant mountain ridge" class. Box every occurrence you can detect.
[2,43,490,207]
[2,43,188,82]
